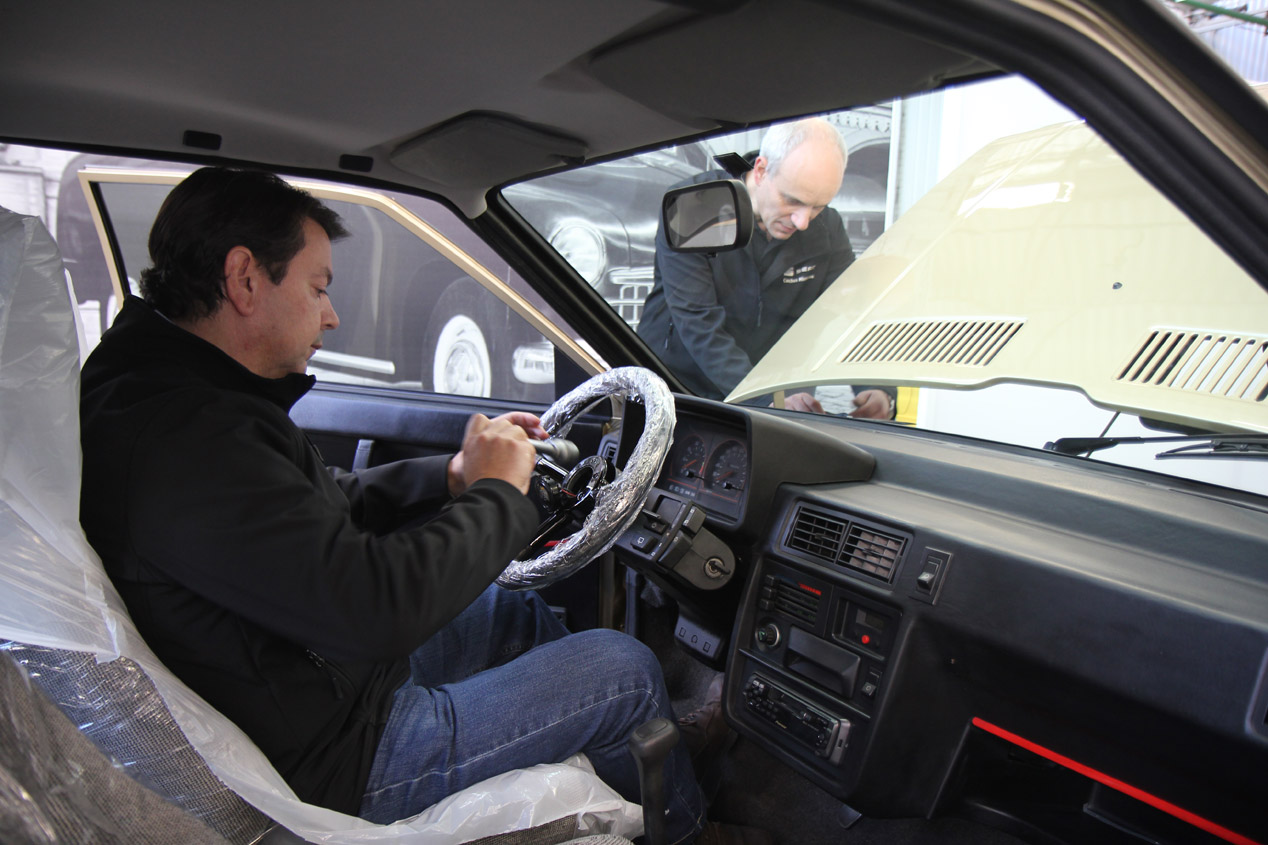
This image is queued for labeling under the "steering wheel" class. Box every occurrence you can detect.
[497,367,675,590]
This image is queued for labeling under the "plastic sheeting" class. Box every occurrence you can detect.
[0,205,642,843]
[0,648,231,844]
[498,367,675,590]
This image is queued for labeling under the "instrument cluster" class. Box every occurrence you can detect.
[661,417,750,522]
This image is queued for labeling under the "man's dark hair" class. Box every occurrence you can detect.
[140,167,348,320]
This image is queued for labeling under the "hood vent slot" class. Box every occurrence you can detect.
[1118,330,1268,403]
[785,505,907,583]
[842,319,1023,367]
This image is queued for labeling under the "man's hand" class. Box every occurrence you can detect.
[781,392,824,414]
[448,412,546,496]
[850,389,895,420]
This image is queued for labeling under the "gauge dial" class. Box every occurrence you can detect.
[705,439,748,500]
[672,435,707,486]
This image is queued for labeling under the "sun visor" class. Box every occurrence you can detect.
[391,114,588,216]
[589,0,992,126]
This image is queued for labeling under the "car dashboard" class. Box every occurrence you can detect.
[609,395,1268,843]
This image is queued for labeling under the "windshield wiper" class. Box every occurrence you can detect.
[1044,433,1268,459]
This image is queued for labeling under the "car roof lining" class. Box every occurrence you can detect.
[0,0,992,217]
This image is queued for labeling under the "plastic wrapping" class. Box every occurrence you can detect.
[0,206,642,843]
[498,367,675,590]
[0,648,229,845]
[1,641,273,843]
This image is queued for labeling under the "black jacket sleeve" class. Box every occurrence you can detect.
[652,224,757,396]
[328,455,453,534]
[127,394,539,662]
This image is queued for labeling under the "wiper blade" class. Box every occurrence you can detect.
[1044,433,1268,459]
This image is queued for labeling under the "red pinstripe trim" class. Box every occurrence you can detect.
[971,717,1260,845]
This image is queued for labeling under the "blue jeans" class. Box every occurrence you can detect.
[358,584,706,844]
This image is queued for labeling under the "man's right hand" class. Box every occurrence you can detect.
[449,413,538,496]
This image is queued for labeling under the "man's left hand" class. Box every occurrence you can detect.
[781,392,824,414]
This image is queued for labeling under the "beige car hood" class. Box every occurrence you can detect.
[731,117,1268,434]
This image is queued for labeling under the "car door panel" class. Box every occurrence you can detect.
[292,387,605,473]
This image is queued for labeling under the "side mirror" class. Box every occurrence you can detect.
[661,179,753,253]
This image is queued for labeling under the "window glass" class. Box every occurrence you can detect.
[504,106,890,332]
[5,151,590,404]
[506,75,1268,496]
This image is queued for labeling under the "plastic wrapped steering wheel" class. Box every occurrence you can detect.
[496,367,675,590]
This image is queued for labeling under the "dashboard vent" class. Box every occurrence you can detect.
[773,580,821,624]
[842,524,905,580]
[842,319,1023,367]
[786,508,847,560]
[1118,330,1268,403]
[785,505,907,583]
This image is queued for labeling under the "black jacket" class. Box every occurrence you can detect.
[79,297,540,814]
[638,169,855,399]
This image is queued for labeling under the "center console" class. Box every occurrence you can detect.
[727,503,909,799]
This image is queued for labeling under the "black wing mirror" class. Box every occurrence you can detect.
[661,179,753,253]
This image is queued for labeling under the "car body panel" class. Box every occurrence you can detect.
[733,111,1268,434]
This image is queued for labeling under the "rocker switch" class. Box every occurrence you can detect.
[912,549,951,605]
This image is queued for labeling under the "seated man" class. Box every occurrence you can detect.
[78,167,748,843]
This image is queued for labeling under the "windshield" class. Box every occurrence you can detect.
[505,75,1268,497]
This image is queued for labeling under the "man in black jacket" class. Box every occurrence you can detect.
[79,167,710,842]
[638,118,895,419]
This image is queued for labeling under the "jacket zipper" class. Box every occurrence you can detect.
[305,649,346,701]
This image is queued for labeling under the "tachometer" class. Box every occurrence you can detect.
[672,434,707,487]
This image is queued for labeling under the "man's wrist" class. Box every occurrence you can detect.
[446,455,465,497]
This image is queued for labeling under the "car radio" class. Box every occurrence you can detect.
[742,673,850,764]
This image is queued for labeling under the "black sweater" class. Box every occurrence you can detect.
[79,297,539,813]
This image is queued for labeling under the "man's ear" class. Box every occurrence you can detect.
[222,246,258,316]
[749,156,769,186]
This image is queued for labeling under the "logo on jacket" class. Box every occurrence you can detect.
[783,263,817,284]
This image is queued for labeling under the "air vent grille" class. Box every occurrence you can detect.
[773,581,821,624]
[1118,330,1268,403]
[785,505,907,583]
[786,509,847,561]
[842,525,905,580]
[842,319,1024,367]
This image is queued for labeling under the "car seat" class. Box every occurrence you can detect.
[0,205,642,845]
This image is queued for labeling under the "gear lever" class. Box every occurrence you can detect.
[627,717,679,845]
